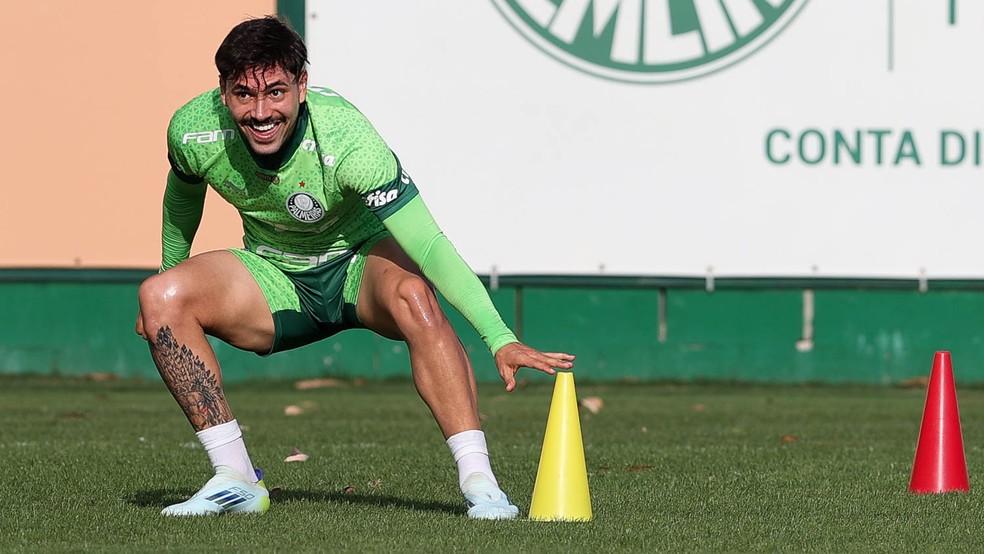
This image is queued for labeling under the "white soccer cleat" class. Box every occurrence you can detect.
[161,468,270,517]
[461,472,520,520]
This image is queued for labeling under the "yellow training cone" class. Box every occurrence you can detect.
[529,370,592,521]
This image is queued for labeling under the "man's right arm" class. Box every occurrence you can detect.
[161,103,207,272]
[160,170,206,272]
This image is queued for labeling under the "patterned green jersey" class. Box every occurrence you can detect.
[166,86,416,271]
[161,86,519,354]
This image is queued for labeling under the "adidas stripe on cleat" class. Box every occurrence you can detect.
[161,468,270,517]
[203,487,257,509]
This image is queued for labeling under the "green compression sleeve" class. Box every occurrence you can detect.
[382,196,518,354]
[160,171,206,272]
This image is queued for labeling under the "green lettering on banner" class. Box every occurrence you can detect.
[868,129,891,165]
[492,0,809,84]
[894,130,921,166]
[798,129,825,165]
[940,130,966,166]
[833,129,862,165]
[761,127,984,168]
[766,129,792,164]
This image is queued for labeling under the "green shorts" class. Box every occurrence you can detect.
[229,233,387,354]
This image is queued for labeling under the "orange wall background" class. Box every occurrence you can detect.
[0,0,275,267]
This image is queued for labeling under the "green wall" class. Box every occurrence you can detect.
[2,270,984,384]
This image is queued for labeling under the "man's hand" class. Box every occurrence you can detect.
[494,342,575,392]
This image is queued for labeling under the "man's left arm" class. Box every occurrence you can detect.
[379,194,574,390]
[331,108,573,388]
[380,192,516,353]
[344,152,573,389]
[356,161,513,352]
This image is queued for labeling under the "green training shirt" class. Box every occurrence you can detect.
[163,86,517,353]
[166,86,410,271]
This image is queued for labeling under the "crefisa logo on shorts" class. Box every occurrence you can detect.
[491,0,808,84]
[286,192,325,223]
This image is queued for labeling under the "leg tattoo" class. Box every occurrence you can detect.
[151,326,231,430]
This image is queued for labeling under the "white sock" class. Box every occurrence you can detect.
[195,419,258,484]
[446,429,498,489]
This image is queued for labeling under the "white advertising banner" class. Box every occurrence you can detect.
[307,0,984,277]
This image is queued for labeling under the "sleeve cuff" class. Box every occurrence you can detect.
[489,333,519,355]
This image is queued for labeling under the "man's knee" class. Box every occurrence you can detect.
[137,273,194,338]
[392,276,448,334]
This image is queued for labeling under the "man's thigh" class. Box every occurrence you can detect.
[162,250,275,353]
[355,237,431,340]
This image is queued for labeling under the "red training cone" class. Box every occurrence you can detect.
[908,351,970,494]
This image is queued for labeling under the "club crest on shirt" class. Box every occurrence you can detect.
[286,192,325,223]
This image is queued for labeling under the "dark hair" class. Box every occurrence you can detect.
[215,16,308,86]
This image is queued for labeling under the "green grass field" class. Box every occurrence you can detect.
[4,376,984,552]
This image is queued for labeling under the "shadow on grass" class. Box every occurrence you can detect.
[127,489,198,508]
[273,489,463,515]
[126,488,462,516]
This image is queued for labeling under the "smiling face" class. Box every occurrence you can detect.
[221,65,308,156]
